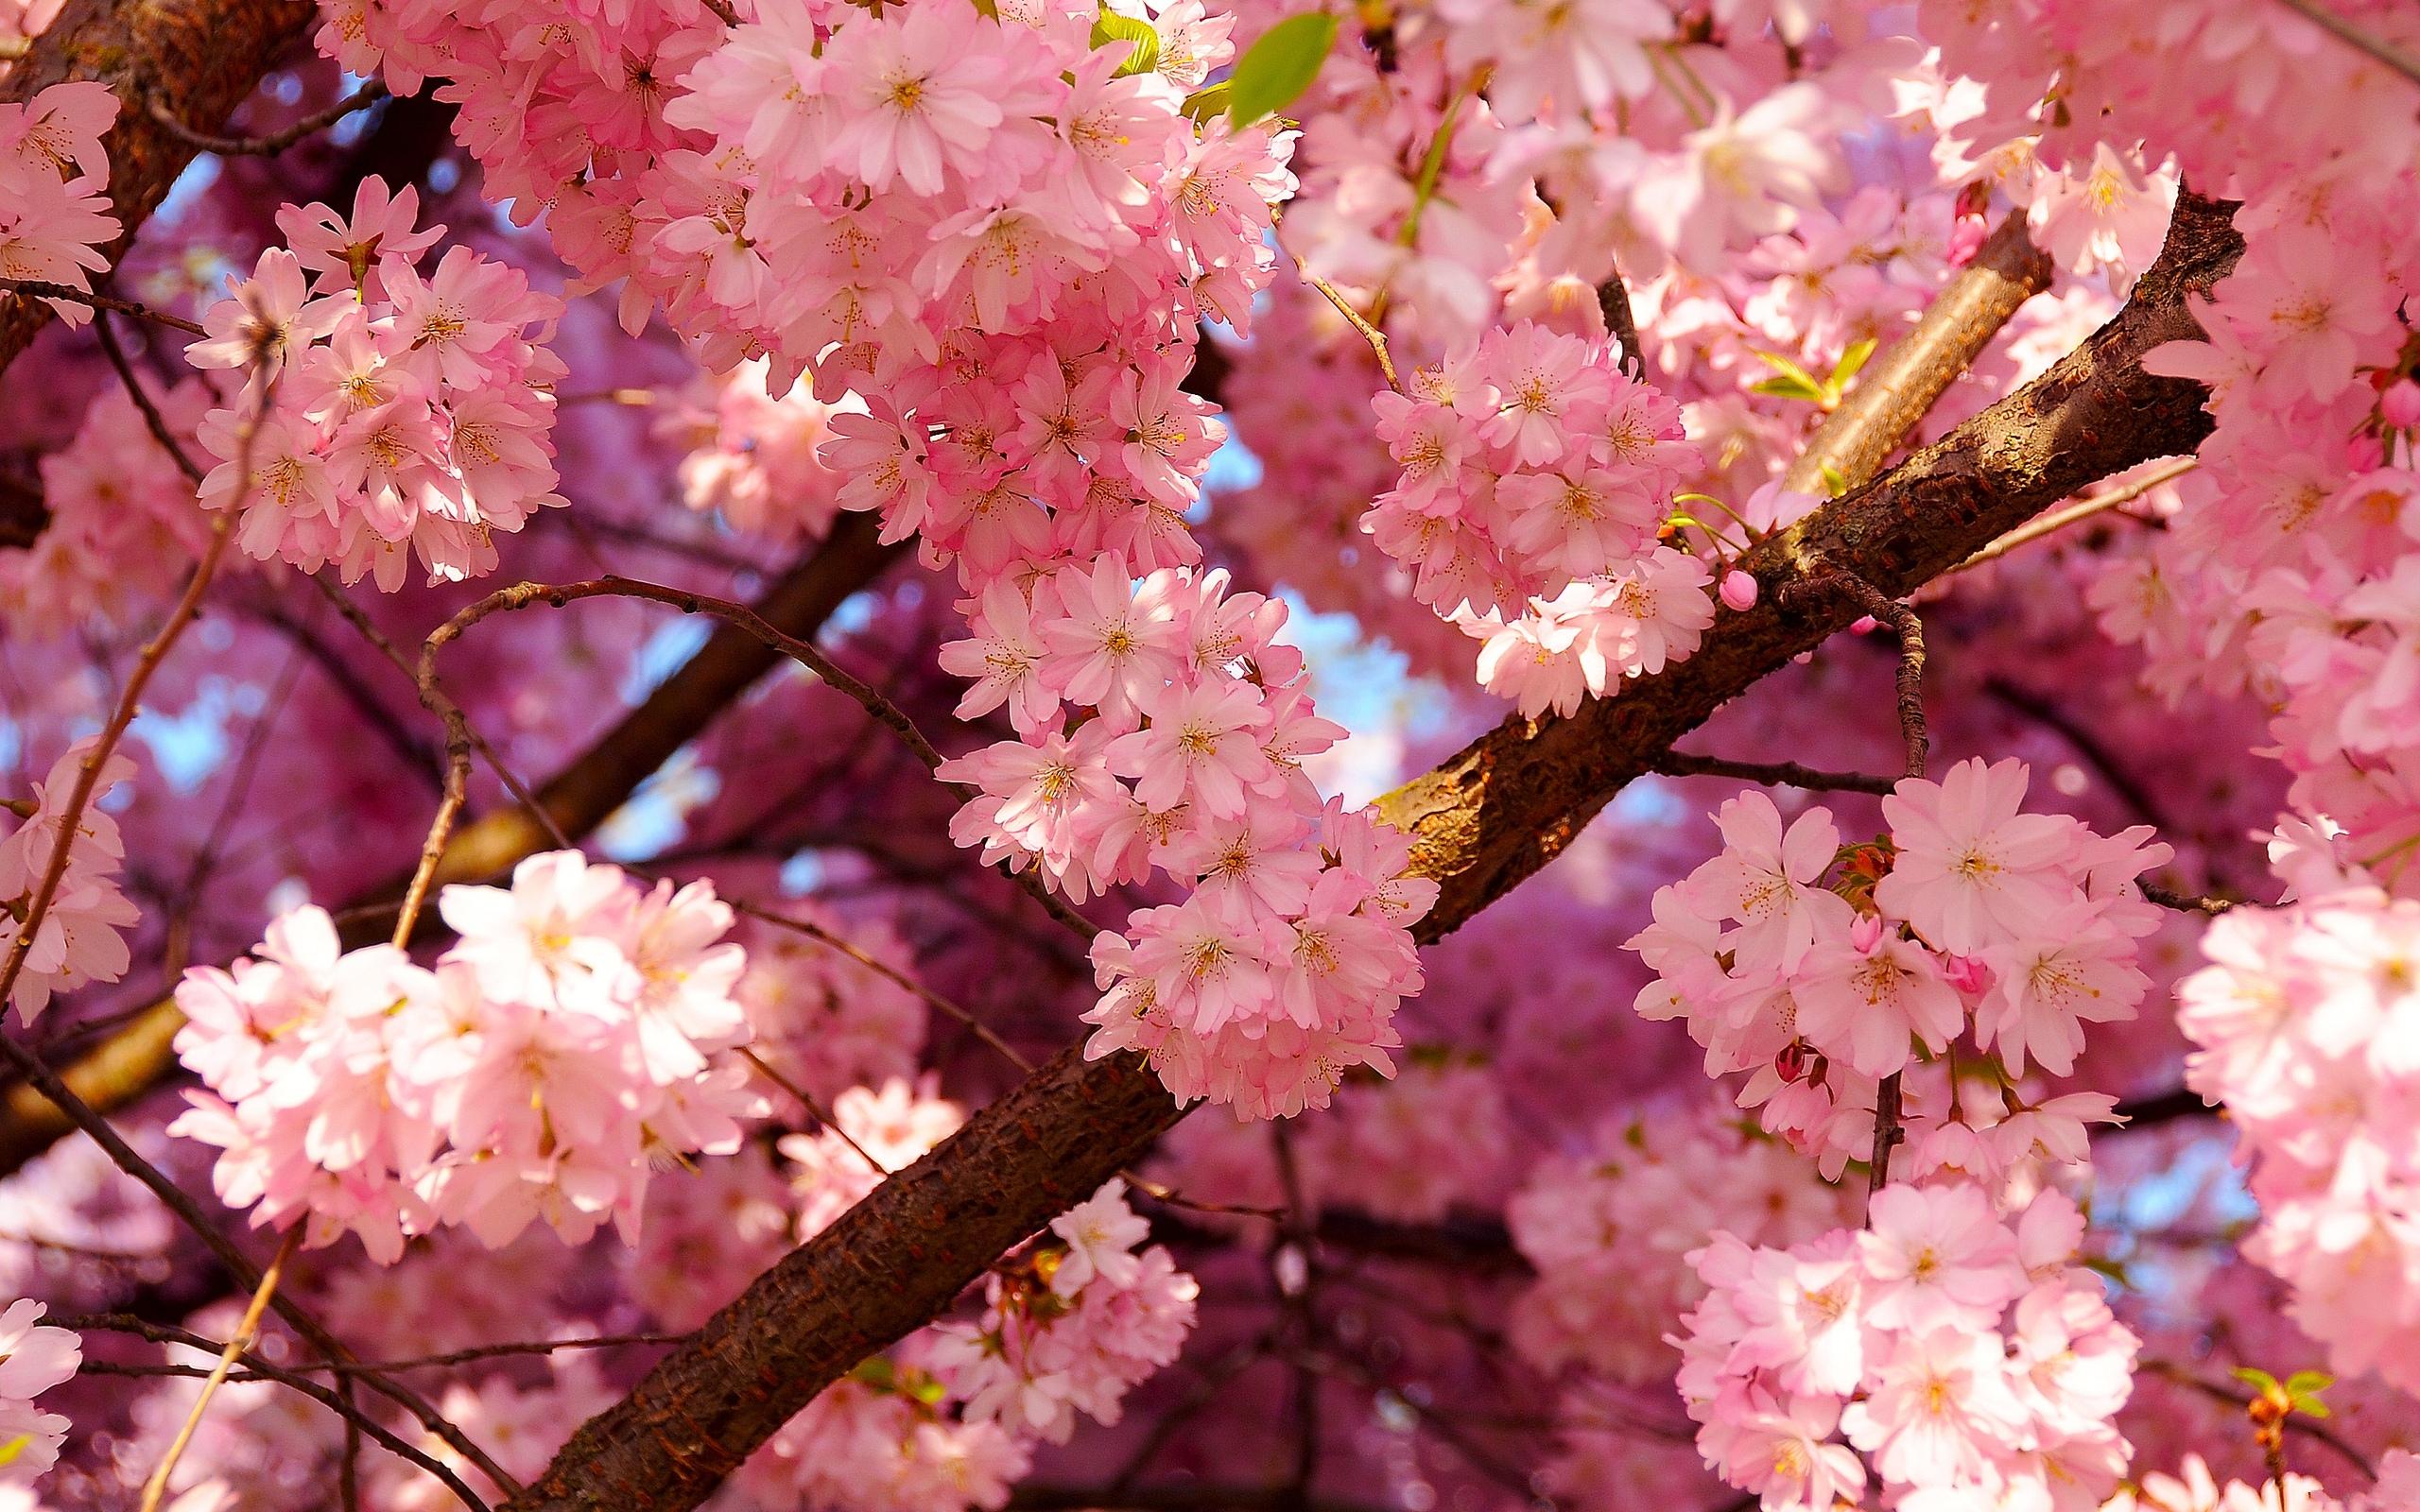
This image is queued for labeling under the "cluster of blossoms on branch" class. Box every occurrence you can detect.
[169,851,766,1262]
[2177,874,2420,1400]
[694,1090,1196,1512]
[938,560,1433,1118]
[0,740,140,1022]
[1362,319,1738,718]
[1630,759,2169,1177]
[1677,1180,2138,1512]
[0,82,118,321]
[188,177,567,590]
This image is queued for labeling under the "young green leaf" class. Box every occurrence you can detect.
[1750,373,1825,403]
[1181,79,1233,122]
[1090,10,1162,78]
[1829,336,1877,390]
[1227,11,1339,126]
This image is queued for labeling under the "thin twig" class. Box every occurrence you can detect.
[92,310,206,484]
[60,1314,495,1509]
[145,78,389,157]
[0,525,231,1010]
[1784,570,1927,1210]
[2273,0,2420,86]
[1649,750,1896,796]
[0,280,205,335]
[736,1046,888,1175]
[2142,1360,2378,1480]
[1955,458,2197,572]
[418,576,1099,941]
[1796,572,1928,780]
[138,1226,303,1511]
[2142,882,2236,916]
[1300,267,1399,392]
[728,897,1033,1074]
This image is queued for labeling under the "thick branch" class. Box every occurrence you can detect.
[0,515,901,1174]
[504,192,2242,1512]
[0,0,319,370]
[1780,212,2053,496]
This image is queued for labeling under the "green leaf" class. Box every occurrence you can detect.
[1090,9,1162,77]
[1227,11,1339,126]
[1829,336,1877,390]
[1181,80,1233,122]
[1751,350,1824,390]
[2231,1366,2281,1395]
[1750,374,1825,403]
[2285,1370,2334,1397]
[2295,1398,2333,1418]
[1819,461,1850,497]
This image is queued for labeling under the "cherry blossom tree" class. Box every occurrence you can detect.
[0,1,2416,1510]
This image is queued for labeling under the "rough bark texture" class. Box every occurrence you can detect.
[0,515,902,1174]
[503,192,2242,1512]
[1780,212,2055,496]
[0,0,319,369]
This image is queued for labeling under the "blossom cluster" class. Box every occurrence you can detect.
[1509,1100,1850,1385]
[938,559,1433,1119]
[2114,1452,2420,1512]
[661,356,865,544]
[0,739,141,1022]
[1629,759,2169,1176]
[2177,883,2420,1398]
[929,1178,1199,1446]
[687,1092,1196,1512]
[0,81,119,323]
[1368,320,1699,622]
[0,1300,80,1484]
[1675,1181,2138,1512]
[0,380,217,636]
[168,851,765,1262]
[187,176,565,590]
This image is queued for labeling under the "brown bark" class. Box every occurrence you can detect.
[0,515,902,1174]
[503,192,2242,1512]
[0,0,320,370]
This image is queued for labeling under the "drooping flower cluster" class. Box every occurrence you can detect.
[168,851,764,1262]
[939,560,1433,1119]
[1629,759,2169,1175]
[187,176,565,590]
[2177,882,2420,1398]
[0,81,119,322]
[0,739,141,1022]
[1675,1182,2138,1512]
[1368,320,1699,622]
[0,1300,80,1485]
[928,1178,1199,1445]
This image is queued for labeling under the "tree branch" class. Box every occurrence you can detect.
[1779,212,2053,496]
[502,190,2244,1512]
[0,0,320,370]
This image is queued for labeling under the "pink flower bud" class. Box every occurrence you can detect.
[2383,380,2420,430]
[1720,570,1758,611]
[1775,1040,1813,1084]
